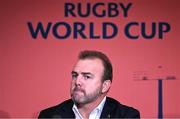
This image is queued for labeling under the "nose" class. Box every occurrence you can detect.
[75,75,83,86]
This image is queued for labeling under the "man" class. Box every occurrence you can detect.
[38,50,140,118]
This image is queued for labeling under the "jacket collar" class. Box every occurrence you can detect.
[100,97,118,118]
[58,97,117,118]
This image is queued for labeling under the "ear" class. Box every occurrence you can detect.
[102,80,111,93]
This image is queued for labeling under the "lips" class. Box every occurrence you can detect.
[73,87,84,92]
[72,87,85,95]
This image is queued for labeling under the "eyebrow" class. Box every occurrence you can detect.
[71,71,93,76]
[71,71,77,74]
[81,72,93,76]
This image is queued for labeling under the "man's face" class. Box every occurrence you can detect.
[70,58,104,105]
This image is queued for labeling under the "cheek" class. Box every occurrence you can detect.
[86,82,102,92]
[71,80,75,85]
[70,81,75,89]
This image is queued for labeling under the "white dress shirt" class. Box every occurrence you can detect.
[72,96,106,119]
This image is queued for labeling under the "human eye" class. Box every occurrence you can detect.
[71,72,78,80]
[84,75,92,80]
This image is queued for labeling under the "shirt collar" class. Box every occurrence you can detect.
[94,96,106,112]
[72,96,106,118]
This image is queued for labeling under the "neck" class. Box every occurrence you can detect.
[77,95,105,119]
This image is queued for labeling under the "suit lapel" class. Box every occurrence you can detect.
[57,99,75,118]
[100,97,117,118]
[57,98,119,118]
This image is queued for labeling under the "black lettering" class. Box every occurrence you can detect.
[120,3,132,17]
[78,3,90,17]
[108,3,119,17]
[53,22,71,39]
[103,22,118,39]
[74,22,87,39]
[125,22,139,39]
[93,3,106,17]
[142,22,156,39]
[27,22,52,39]
[65,3,76,17]
[159,22,171,39]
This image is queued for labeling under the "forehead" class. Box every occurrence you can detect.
[73,58,104,73]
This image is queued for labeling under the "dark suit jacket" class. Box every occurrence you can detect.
[38,97,140,118]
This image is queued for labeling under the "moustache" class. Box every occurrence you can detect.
[73,87,84,92]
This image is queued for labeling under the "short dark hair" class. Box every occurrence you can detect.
[78,50,113,82]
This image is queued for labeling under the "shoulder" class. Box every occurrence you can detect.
[102,97,140,118]
[38,99,74,118]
